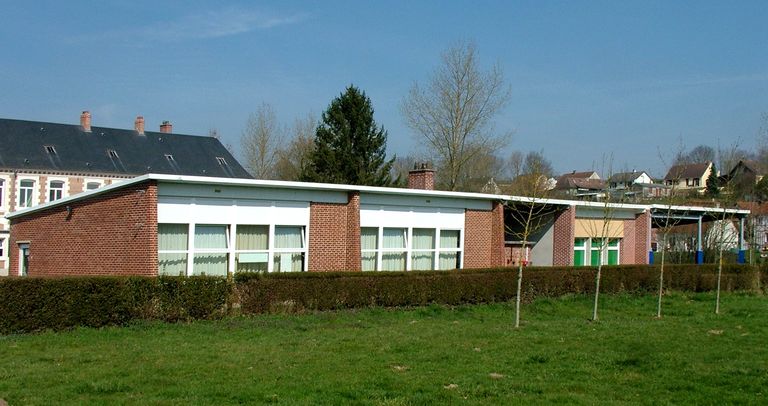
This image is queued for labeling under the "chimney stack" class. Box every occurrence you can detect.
[407,162,435,190]
[160,120,172,133]
[135,116,145,135]
[80,111,92,132]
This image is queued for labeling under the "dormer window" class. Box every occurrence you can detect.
[108,149,119,158]
[44,145,57,155]
[165,154,175,162]
[216,157,227,165]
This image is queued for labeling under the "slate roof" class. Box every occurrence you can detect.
[0,118,251,178]
[558,170,598,180]
[730,160,765,176]
[663,162,711,181]
[608,171,649,183]
[554,177,606,191]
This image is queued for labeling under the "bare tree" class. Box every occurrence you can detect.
[505,158,554,328]
[675,144,716,165]
[274,113,317,181]
[401,41,512,191]
[506,150,554,195]
[241,103,282,179]
[584,154,625,321]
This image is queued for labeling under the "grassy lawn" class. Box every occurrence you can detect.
[1,292,766,405]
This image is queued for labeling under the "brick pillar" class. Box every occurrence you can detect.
[491,201,505,267]
[634,210,650,264]
[621,219,636,264]
[552,205,575,266]
[345,192,362,271]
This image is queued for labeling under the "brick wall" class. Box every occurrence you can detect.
[307,192,361,272]
[621,218,636,264]
[8,181,158,277]
[552,206,575,266]
[464,202,505,268]
[634,210,650,264]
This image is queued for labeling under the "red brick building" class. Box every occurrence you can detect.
[6,173,749,277]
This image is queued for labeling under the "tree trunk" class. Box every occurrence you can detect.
[715,248,723,314]
[593,264,602,321]
[515,261,523,328]
[657,239,666,318]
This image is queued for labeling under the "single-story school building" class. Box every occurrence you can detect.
[5,170,749,277]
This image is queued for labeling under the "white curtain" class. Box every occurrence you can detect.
[382,228,406,271]
[274,226,304,272]
[236,225,268,250]
[158,224,188,275]
[193,254,228,276]
[411,229,435,270]
[195,225,228,249]
[193,225,228,275]
[235,225,269,272]
[438,230,460,270]
[361,228,378,271]
[439,252,459,270]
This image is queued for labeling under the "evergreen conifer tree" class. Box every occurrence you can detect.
[301,85,396,186]
[706,164,720,197]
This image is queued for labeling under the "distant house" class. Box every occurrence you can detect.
[607,170,666,199]
[0,112,250,275]
[555,170,605,199]
[663,162,713,193]
[726,160,765,194]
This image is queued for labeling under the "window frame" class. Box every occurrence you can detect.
[17,178,37,208]
[47,179,66,202]
[158,222,308,275]
[85,179,103,191]
[574,237,620,266]
[361,226,463,271]
[0,178,5,210]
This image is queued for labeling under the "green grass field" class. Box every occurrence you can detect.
[1,292,766,405]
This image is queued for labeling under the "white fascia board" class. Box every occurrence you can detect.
[648,203,750,216]
[503,195,648,213]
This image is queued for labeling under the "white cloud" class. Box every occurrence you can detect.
[140,8,307,41]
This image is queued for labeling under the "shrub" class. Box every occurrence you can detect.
[0,276,231,334]
[236,265,760,315]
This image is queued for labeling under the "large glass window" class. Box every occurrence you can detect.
[411,228,436,270]
[439,230,461,270]
[235,225,269,273]
[362,227,462,271]
[574,238,587,266]
[192,225,229,276]
[273,226,304,272]
[18,180,35,208]
[381,228,407,271]
[48,180,64,202]
[158,224,189,275]
[574,237,620,266]
[361,227,378,271]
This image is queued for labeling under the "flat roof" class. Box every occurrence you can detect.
[5,174,751,220]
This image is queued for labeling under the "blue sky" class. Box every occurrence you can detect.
[1,1,767,178]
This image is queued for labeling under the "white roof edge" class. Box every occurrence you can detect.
[648,203,749,215]
[5,174,751,220]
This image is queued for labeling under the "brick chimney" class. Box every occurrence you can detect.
[134,116,145,135]
[159,120,172,133]
[80,111,92,132]
[408,162,435,190]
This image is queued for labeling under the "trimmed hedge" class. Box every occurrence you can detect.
[0,276,229,334]
[0,264,760,334]
[236,264,760,314]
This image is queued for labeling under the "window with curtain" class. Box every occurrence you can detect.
[192,225,229,276]
[235,225,269,273]
[411,228,435,270]
[381,228,407,271]
[273,226,304,272]
[361,227,378,271]
[158,224,189,275]
[18,180,34,208]
[438,230,461,270]
[48,180,64,201]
